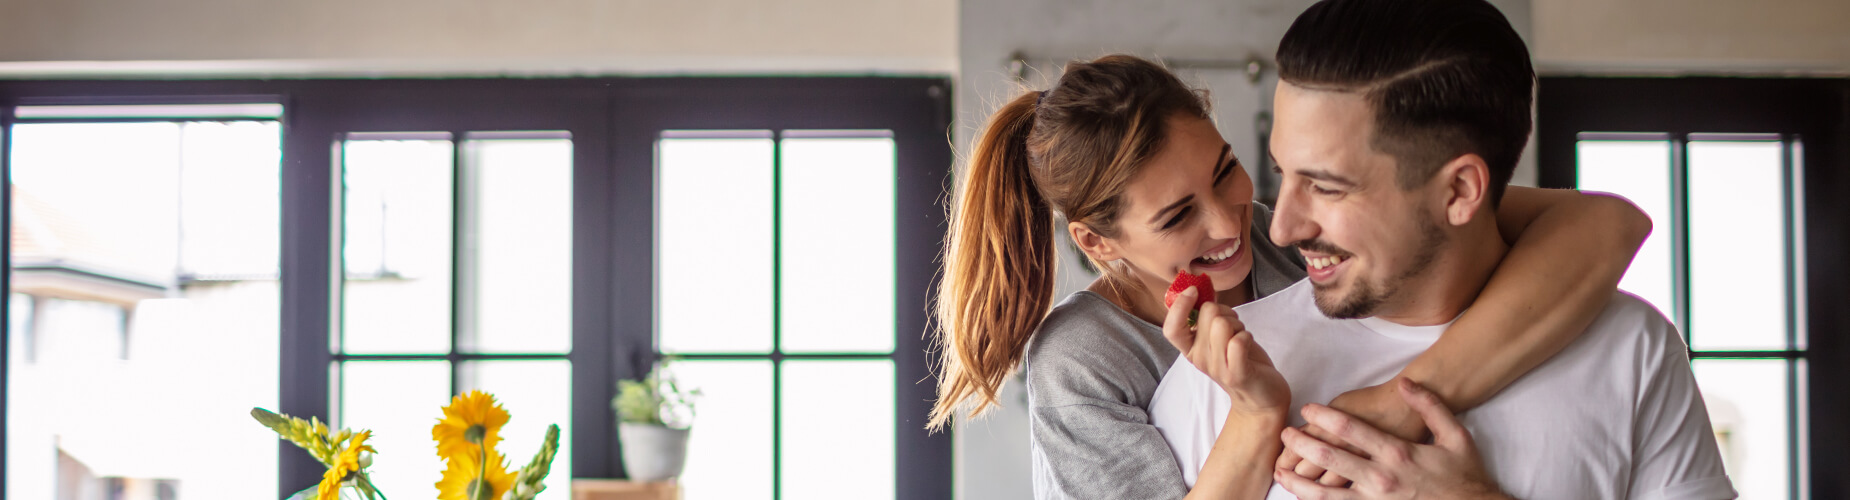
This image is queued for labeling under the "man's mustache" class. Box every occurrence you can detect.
[1292,238,1351,258]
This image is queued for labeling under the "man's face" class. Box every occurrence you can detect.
[1267,81,1446,319]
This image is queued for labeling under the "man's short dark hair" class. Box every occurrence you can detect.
[1276,0,1534,206]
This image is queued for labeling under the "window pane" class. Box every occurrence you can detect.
[180,121,282,278]
[780,360,894,500]
[341,139,455,354]
[8,121,280,500]
[462,138,573,354]
[1576,140,1677,320]
[658,137,774,354]
[461,360,573,500]
[1689,140,1788,351]
[779,136,897,354]
[673,360,773,500]
[1693,359,1790,500]
[339,361,450,500]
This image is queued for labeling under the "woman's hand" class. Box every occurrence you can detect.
[1274,378,1512,500]
[1161,286,1290,416]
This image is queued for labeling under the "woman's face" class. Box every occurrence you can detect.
[1096,114,1256,296]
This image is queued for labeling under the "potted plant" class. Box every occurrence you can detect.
[613,358,700,482]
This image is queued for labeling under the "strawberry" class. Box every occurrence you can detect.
[1164,270,1214,309]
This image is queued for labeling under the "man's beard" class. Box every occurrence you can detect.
[1310,214,1447,319]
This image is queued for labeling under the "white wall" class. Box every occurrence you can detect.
[0,0,958,77]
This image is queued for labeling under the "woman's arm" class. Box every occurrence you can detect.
[1189,410,1286,500]
[1166,289,1293,499]
[1284,186,1651,482]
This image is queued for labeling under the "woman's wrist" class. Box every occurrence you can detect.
[1225,406,1288,434]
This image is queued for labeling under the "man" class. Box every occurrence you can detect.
[1147,0,1737,498]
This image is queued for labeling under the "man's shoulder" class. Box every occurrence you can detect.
[1582,290,1687,355]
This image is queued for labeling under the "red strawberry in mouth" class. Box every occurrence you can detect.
[1165,270,1214,325]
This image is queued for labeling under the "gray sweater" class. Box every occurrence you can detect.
[1024,203,1307,499]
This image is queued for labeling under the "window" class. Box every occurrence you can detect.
[656,130,899,500]
[1,76,954,500]
[0,78,952,499]
[1574,133,1805,499]
[5,107,283,499]
[1539,77,1850,500]
[332,132,575,499]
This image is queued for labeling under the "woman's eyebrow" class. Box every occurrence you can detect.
[1212,144,1235,184]
[1147,194,1195,225]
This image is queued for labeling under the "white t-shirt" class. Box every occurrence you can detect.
[1149,280,1737,500]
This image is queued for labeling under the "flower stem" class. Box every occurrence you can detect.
[469,444,488,500]
[357,472,388,500]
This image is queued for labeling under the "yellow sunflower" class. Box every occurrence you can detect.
[436,446,516,500]
[433,391,510,460]
[318,431,375,500]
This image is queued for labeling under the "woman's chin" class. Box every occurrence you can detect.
[1205,259,1253,295]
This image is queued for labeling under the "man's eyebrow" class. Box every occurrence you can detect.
[1267,152,1358,187]
[1296,168,1359,187]
[1147,194,1195,225]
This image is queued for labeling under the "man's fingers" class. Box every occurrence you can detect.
[1280,427,1374,492]
[1160,286,1200,353]
[1301,403,1410,466]
[1314,470,1350,487]
[1293,458,1329,485]
[1274,468,1352,500]
[1397,377,1472,451]
[1276,448,1304,474]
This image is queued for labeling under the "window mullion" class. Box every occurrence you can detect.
[771,130,784,500]
[1782,134,1803,500]
[1670,133,1692,343]
[1,103,12,491]
[451,133,467,396]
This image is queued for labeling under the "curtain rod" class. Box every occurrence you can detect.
[1006,51,1272,83]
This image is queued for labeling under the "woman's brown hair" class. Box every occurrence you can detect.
[929,54,1211,430]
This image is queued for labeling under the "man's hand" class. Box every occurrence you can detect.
[1274,378,1511,500]
[1161,286,1291,415]
[1277,382,1431,486]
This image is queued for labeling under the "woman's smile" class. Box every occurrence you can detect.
[1189,236,1247,274]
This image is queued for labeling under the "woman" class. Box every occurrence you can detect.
[927,55,1650,498]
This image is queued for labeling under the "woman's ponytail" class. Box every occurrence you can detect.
[927,90,1055,431]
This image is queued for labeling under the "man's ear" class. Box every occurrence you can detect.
[1068,220,1119,263]
[1436,154,1491,226]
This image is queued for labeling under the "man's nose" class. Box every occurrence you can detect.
[1269,183,1317,247]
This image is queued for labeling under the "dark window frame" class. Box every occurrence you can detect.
[1537,76,1850,500]
[0,76,954,500]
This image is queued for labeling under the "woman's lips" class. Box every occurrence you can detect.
[1190,238,1246,273]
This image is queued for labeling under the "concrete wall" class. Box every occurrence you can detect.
[1534,0,1850,75]
[0,0,958,77]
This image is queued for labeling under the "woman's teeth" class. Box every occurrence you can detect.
[1196,239,1242,265]
[1309,255,1346,270]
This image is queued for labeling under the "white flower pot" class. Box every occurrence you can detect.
[619,422,691,482]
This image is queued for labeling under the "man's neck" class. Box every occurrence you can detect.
[1372,224,1510,327]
